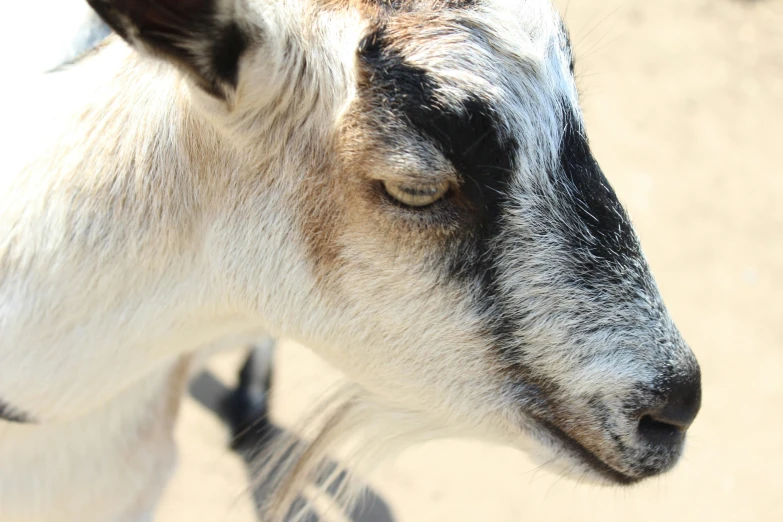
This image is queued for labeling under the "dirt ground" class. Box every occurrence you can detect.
[156,0,783,521]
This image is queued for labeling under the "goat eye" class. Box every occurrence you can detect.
[382,180,449,208]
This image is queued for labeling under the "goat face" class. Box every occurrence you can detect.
[306,3,701,483]
[90,0,701,484]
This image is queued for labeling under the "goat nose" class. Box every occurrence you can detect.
[637,369,702,446]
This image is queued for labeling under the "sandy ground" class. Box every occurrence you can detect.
[156,0,783,521]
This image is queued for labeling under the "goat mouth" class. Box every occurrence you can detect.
[534,418,641,485]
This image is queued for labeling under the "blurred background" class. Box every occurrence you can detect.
[4,0,779,520]
[157,1,782,521]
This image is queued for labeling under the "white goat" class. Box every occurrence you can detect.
[0,0,702,520]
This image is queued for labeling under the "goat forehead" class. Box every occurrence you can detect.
[381,3,571,84]
[359,0,577,165]
[359,0,568,35]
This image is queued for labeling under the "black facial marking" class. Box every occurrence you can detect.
[558,107,640,272]
[0,399,32,424]
[358,27,635,375]
[358,29,517,290]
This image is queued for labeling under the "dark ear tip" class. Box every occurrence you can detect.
[86,0,118,13]
[85,0,250,100]
[86,0,130,40]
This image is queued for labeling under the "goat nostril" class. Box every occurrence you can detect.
[637,370,702,446]
[637,414,684,445]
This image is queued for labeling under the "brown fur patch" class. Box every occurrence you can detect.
[297,96,471,294]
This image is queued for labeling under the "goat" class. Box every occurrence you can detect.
[0,0,702,520]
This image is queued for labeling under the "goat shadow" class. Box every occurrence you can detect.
[188,344,396,522]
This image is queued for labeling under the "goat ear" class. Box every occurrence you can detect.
[87,0,248,98]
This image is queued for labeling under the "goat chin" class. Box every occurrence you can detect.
[255,386,624,519]
[250,385,445,521]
